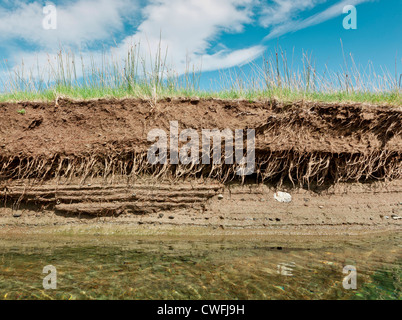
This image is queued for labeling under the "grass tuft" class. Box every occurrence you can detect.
[1,44,401,105]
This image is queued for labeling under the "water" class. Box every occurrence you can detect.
[0,234,400,300]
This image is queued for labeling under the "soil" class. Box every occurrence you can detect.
[0,98,401,235]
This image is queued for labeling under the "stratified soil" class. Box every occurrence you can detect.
[0,178,400,236]
[0,98,401,235]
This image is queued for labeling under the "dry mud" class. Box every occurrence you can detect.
[0,98,401,235]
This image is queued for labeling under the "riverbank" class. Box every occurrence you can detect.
[0,98,401,236]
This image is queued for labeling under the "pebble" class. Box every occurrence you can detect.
[217,194,224,200]
[274,191,292,203]
[168,216,174,219]
[318,205,324,209]
[13,212,22,218]
[158,213,164,218]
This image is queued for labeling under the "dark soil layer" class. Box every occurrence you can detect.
[0,98,400,184]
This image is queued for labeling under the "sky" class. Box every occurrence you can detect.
[0,0,401,91]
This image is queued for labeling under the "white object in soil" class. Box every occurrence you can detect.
[274,191,292,203]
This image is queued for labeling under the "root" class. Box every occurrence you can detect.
[0,149,400,189]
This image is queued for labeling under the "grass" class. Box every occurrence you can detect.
[0,43,401,105]
[1,85,399,105]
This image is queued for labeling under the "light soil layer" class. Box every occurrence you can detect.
[0,98,401,235]
[0,178,401,236]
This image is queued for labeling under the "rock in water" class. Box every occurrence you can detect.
[274,192,292,203]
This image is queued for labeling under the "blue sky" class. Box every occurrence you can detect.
[0,0,401,90]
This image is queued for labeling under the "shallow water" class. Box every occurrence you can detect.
[0,233,400,300]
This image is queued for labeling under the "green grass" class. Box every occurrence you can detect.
[1,85,400,106]
[1,45,401,105]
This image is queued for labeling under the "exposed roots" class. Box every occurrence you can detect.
[0,149,400,189]
[0,98,401,192]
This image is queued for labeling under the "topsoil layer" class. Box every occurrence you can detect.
[0,97,401,182]
[1,97,401,154]
[0,98,401,235]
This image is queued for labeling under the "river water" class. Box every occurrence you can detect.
[0,233,400,299]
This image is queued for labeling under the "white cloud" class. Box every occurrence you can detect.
[0,0,265,77]
[0,0,373,81]
[117,0,265,73]
[259,0,324,28]
[199,45,266,71]
[263,0,371,40]
[0,0,137,49]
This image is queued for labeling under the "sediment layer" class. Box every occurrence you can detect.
[0,178,401,235]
